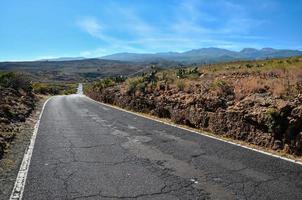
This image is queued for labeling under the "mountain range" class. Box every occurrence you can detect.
[1,47,302,82]
[100,47,302,63]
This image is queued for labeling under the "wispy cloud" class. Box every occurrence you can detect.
[76,17,121,44]
[76,0,270,56]
[76,17,102,38]
[76,16,143,53]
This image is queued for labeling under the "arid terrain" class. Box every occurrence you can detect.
[2,0,302,199]
[1,56,302,200]
[85,56,302,156]
[0,59,177,82]
[0,72,78,198]
[0,72,77,161]
[0,73,36,159]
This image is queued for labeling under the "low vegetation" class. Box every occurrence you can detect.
[85,56,302,156]
[0,72,36,159]
[0,72,77,159]
[0,59,177,82]
[33,82,77,95]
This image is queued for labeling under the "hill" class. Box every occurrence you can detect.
[85,56,302,156]
[0,59,178,82]
[101,47,302,63]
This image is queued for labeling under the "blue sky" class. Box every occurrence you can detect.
[0,0,301,61]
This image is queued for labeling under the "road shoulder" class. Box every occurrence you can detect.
[0,96,49,200]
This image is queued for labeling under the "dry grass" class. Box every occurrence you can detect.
[175,56,302,100]
[232,67,302,100]
[90,56,302,101]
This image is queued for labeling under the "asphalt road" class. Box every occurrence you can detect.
[21,94,302,200]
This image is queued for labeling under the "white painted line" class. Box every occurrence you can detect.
[10,97,52,200]
[84,95,302,166]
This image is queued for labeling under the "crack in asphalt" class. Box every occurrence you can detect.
[38,125,295,200]
[45,126,211,199]
[69,178,204,200]
[21,95,302,200]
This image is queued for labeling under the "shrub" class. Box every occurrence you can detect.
[92,78,115,92]
[246,63,253,68]
[33,83,77,95]
[176,67,200,79]
[156,81,166,91]
[266,108,280,133]
[211,80,234,96]
[112,75,126,83]
[189,67,199,74]
[266,108,279,118]
[176,68,186,79]
[296,81,302,93]
[160,72,168,82]
[143,70,157,83]
[125,77,144,95]
[176,80,186,91]
[0,72,32,93]
[137,82,147,93]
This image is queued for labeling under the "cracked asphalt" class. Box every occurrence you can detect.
[22,94,302,200]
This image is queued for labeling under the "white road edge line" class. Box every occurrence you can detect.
[84,95,302,166]
[10,97,52,200]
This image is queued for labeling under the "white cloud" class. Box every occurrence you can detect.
[98,3,156,39]
[76,17,102,38]
[75,1,268,55]
[76,16,132,48]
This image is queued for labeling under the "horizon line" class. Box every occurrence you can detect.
[1,46,301,62]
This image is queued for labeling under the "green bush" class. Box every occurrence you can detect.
[0,72,32,92]
[143,70,157,83]
[266,108,280,133]
[137,82,147,92]
[211,80,234,96]
[176,68,186,78]
[92,78,115,92]
[176,67,200,79]
[125,77,144,94]
[112,75,126,83]
[33,83,77,95]
[246,63,253,68]
[266,108,279,118]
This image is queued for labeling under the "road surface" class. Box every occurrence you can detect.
[19,94,302,199]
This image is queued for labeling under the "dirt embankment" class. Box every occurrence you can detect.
[85,57,302,156]
[86,87,302,156]
[0,73,36,159]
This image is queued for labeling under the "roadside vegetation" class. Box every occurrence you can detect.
[33,82,77,95]
[85,56,302,156]
[0,72,36,159]
[0,72,77,160]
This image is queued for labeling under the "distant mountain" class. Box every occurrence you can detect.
[101,47,302,63]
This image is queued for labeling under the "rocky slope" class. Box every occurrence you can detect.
[0,73,36,159]
[86,56,302,156]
